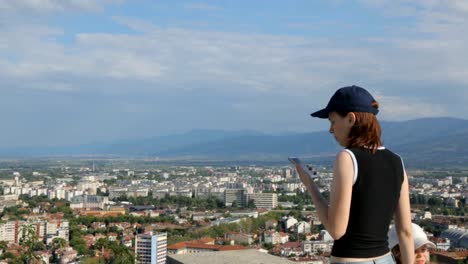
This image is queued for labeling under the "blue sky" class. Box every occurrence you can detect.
[1,0,467,147]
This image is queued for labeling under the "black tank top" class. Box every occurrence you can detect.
[331,147,404,258]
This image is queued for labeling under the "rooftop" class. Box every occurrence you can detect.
[167,249,295,264]
[168,242,246,251]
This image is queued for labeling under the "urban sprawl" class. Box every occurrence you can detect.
[0,163,466,263]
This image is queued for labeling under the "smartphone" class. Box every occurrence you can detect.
[288,156,302,165]
[288,157,318,179]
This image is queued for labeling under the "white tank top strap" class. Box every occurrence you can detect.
[343,149,358,185]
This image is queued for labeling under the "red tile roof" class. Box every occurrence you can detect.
[217,245,247,251]
[431,250,468,260]
[168,242,190,250]
[280,242,301,248]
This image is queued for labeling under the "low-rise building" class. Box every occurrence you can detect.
[282,216,298,231]
[263,230,289,245]
[225,232,255,245]
[56,246,78,264]
[302,240,333,254]
[70,195,108,209]
[294,221,311,237]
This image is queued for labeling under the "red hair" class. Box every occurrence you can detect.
[338,101,382,153]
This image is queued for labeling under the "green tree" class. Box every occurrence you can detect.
[263,243,275,250]
[428,197,443,206]
[80,257,104,264]
[19,224,43,264]
[0,241,8,251]
[239,218,253,233]
[70,236,87,256]
[52,237,67,250]
[0,251,16,260]
[50,237,67,263]
[288,210,302,220]
[94,238,134,264]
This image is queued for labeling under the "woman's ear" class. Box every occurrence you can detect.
[347,112,356,125]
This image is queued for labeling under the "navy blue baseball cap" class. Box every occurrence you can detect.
[311,85,379,118]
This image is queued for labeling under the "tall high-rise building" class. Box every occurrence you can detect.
[135,232,167,264]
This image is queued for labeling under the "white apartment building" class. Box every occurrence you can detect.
[55,189,66,200]
[0,221,17,242]
[247,193,278,209]
[0,220,69,245]
[263,231,289,245]
[224,190,277,209]
[70,195,108,209]
[109,187,149,199]
[281,182,302,192]
[109,187,129,199]
[302,240,333,254]
[283,168,292,178]
[65,190,84,201]
[282,216,298,230]
[294,221,312,236]
[77,180,98,194]
[224,189,248,207]
[0,194,19,201]
[135,232,167,264]
[263,230,281,245]
[45,220,70,244]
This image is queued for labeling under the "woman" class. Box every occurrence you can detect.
[388,223,436,264]
[293,85,414,263]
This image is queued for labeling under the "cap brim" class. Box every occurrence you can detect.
[415,239,436,249]
[310,108,330,119]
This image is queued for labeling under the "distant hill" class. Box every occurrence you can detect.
[381,117,468,167]
[1,117,467,168]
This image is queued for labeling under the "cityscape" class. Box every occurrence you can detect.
[2,0,468,263]
[0,160,466,263]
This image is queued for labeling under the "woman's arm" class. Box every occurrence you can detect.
[296,151,353,239]
[394,171,415,264]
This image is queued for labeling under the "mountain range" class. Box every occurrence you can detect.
[1,117,467,168]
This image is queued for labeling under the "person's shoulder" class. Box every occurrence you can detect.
[335,149,354,163]
[380,148,406,169]
[381,147,401,159]
[334,151,355,179]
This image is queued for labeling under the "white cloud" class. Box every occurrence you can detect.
[449,0,468,13]
[1,15,466,115]
[375,94,449,120]
[0,1,467,147]
[112,16,160,33]
[357,0,468,86]
[0,0,123,13]
[183,3,221,11]
[3,19,353,94]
